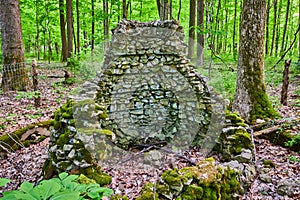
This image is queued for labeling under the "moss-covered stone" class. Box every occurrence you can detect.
[136,159,243,200]
[75,174,96,184]
[263,159,276,168]
[110,194,129,200]
[136,183,159,200]
[79,166,112,186]
[0,120,54,154]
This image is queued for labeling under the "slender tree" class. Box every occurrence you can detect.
[232,0,279,123]
[59,0,68,61]
[232,0,238,59]
[122,0,127,19]
[270,0,277,56]
[196,0,204,66]
[0,0,29,91]
[76,0,80,57]
[177,0,181,20]
[103,0,109,50]
[281,0,290,52]
[265,0,271,55]
[66,0,73,58]
[188,0,196,59]
[91,0,95,53]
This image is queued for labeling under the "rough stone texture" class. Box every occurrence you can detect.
[96,19,213,150]
[46,20,256,195]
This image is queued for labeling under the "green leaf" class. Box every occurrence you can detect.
[20,182,34,193]
[49,190,80,200]
[61,175,78,187]
[37,180,61,199]
[58,172,69,180]
[87,191,100,199]
[0,178,10,187]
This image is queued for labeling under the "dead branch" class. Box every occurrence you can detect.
[253,125,280,138]
[271,25,300,70]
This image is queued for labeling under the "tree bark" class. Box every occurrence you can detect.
[265,0,270,55]
[270,0,277,56]
[91,0,95,53]
[188,0,196,59]
[232,0,238,59]
[0,0,29,91]
[232,0,279,123]
[275,0,282,56]
[66,0,73,58]
[281,0,290,52]
[280,59,291,106]
[76,0,80,57]
[103,0,109,50]
[196,0,204,66]
[177,0,181,20]
[59,0,68,62]
[122,0,127,19]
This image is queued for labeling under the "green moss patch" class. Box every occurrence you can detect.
[137,159,243,200]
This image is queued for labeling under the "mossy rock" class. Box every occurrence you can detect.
[263,159,276,168]
[0,120,54,155]
[79,165,112,186]
[136,183,159,200]
[110,194,129,200]
[136,158,243,200]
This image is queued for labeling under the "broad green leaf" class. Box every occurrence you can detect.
[15,192,39,200]
[37,180,61,199]
[87,191,100,199]
[20,181,34,193]
[89,187,113,197]
[0,178,10,187]
[61,174,78,187]
[58,172,69,180]
[74,184,87,193]
[49,190,80,200]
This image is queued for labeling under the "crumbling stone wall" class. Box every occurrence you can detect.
[97,20,213,149]
[46,20,256,194]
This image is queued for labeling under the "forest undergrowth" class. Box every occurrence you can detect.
[0,59,299,199]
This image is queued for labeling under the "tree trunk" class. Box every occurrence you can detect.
[59,0,68,62]
[66,0,73,58]
[281,0,290,52]
[0,0,29,91]
[103,0,109,50]
[76,0,80,57]
[299,0,300,59]
[275,0,282,56]
[91,0,95,53]
[232,0,238,59]
[188,0,196,59]
[232,0,279,123]
[270,0,277,56]
[265,0,270,55]
[196,0,204,66]
[123,0,127,19]
[280,59,291,106]
[214,0,221,53]
[177,0,181,20]
[35,0,40,60]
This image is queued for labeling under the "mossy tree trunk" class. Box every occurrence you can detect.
[0,0,29,91]
[232,0,279,123]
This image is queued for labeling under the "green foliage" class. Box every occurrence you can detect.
[15,91,40,100]
[288,156,300,163]
[284,134,300,149]
[0,172,113,200]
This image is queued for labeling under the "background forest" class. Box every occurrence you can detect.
[0,1,300,199]
[1,0,299,65]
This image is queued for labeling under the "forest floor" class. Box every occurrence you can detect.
[0,67,299,199]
